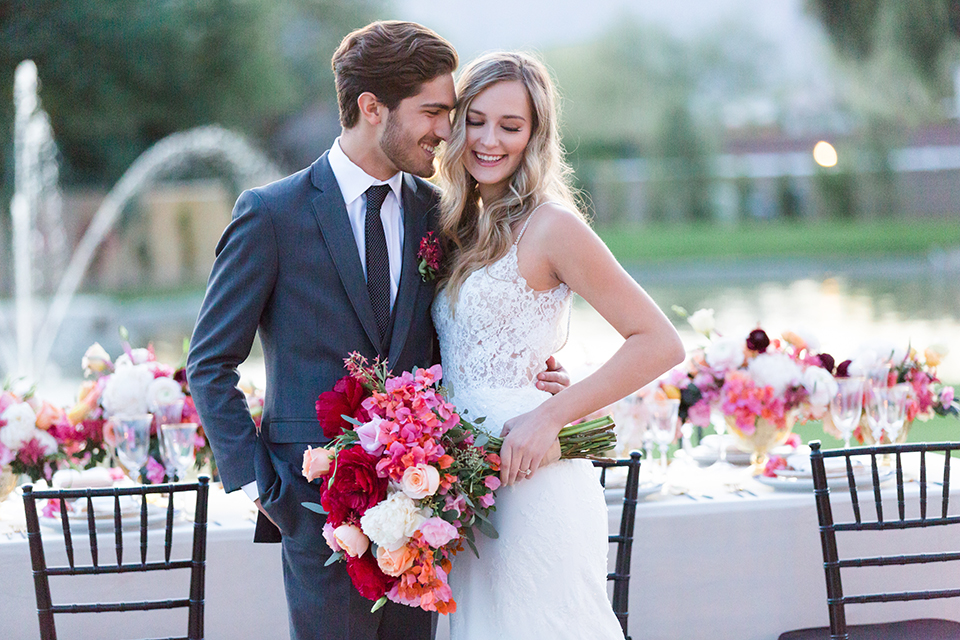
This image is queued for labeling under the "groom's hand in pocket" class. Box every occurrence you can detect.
[536,356,570,395]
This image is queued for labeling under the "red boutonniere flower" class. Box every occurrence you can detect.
[417,232,441,282]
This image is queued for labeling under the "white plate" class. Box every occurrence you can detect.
[756,469,894,492]
[39,500,173,532]
[605,482,664,504]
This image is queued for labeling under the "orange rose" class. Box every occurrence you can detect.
[333,524,369,558]
[34,401,63,431]
[400,463,440,499]
[376,544,417,577]
[67,381,101,426]
[924,347,945,367]
[302,446,333,482]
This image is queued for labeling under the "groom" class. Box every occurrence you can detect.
[187,20,567,640]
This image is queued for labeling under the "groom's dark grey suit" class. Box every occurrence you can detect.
[186,151,438,640]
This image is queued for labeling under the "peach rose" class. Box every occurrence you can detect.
[376,543,417,577]
[302,446,333,482]
[333,524,369,558]
[67,380,101,426]
[400,463,440,500]
[34,401,63,431]
[924,346,946,367]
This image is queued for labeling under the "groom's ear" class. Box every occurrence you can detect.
[357,92,385,126]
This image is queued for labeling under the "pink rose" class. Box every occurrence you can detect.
[418,517,459,549]
[355,417,386,456]
[400,463,440,500]
[333,524,370,558]
[322,522,342,553]
[376,544,417,577]
[941,387,955,407]
[302,446,333,482]
[483,476,501,491]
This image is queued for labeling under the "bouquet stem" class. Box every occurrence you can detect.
[485,416,617,460]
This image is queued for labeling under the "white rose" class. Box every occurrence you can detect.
[81,342,113,376]
[748,353,804,396]
[803,366,838,409]
[687,308,715,337]
[705,335,746,371]
[102,364,154,416]
[359,491,429,551]
[115,348,152,367]
[32,428,59,456]
[146,376,185,411]
[0,402,38,451]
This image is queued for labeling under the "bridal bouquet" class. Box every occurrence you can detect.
[303,353,616,614]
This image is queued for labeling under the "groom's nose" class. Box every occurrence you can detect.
[434,113,452,142]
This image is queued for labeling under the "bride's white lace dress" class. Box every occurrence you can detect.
[431,220,624,640]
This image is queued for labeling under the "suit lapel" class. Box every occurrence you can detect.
[309,155,382,352]
[388,173,429,365]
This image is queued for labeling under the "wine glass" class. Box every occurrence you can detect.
[111,413,153,482]
[708,408,734,471]
[151,397,185,430]
[830,377,865,447]
[648,398,680,476]
[160,422,198,482]
[865,383,909,444]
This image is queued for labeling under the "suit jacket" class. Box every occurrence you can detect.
[186,151,440,522]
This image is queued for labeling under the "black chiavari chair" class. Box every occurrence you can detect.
[22,476,210,640]
[779,441,960,640]
[595,450,644,640]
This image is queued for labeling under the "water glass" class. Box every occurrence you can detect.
[111,413,153,482]
[830,377,865,447]
[160,422,198,481]
[151,397,185,429]
[648,398,680,475]
[865,383,909,444]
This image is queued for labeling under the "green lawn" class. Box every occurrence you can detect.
[597,219,960,262]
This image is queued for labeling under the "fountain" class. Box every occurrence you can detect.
[2,60,283,381]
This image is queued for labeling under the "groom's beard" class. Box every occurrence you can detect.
[380,112,439,178]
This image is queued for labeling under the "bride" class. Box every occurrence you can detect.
[432,52,685,639]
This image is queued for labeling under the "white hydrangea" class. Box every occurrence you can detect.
[848,340,907,377]
[32,428,59,456]
[803,366,838,409]
[748,352,804,396]
[360,491,429,551]
[115,348,152,367]
[0,402,38,451]
[705,335,746,371]
[102,363,154,416]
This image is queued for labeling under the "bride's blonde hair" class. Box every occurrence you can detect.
[437,51,584,304]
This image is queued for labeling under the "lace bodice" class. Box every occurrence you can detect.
[432,240,571,397]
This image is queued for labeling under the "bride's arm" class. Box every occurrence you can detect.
[499,205,685,486]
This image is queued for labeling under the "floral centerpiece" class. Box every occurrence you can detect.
[303,353,616,614]
[0,382,74,493]
[825,341,958,444]
[65,333,209,483]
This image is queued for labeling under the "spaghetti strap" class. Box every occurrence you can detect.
[514,200,561,245]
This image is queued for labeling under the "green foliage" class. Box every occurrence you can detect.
[0,0,382,187]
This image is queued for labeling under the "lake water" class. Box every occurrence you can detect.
[13,254,960,405]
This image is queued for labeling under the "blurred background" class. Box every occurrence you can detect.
[1,0,959,406]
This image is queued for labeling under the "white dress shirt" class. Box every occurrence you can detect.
[242,139,406,503]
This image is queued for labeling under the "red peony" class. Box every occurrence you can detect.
[316,375,370,439]
[319,445,388,525]
[345,551,395,601]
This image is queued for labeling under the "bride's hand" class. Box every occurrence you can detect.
[498,410,562,486]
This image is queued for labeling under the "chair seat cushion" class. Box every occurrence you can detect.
[779,618,960,640]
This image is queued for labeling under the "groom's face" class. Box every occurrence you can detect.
[379,73,456,178]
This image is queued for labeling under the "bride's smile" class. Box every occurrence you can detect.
[462,79,532,200]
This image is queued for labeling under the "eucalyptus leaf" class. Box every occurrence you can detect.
[466,536,480,558]
[324,551,344,566]
[301,501,327,515]
[371,596,388,613]
[477,517,499,539]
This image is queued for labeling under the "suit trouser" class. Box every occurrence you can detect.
[257,438,434,640]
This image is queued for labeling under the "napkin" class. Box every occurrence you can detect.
[52,467,116,489]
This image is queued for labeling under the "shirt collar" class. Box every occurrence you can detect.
[328,137,404,208]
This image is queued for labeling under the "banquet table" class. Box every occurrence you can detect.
[2,455,958,640]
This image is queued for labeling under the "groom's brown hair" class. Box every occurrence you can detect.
[332,20,458,128]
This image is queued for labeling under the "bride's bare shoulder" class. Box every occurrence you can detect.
[522,202,592,245]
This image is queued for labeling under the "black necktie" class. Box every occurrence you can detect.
[365,184,392,342]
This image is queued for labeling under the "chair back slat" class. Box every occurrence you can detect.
[593,451,643,640]
[60,496,75,569]
[809,440,960,639]
[943,452,951,519]
[22,477,210,640]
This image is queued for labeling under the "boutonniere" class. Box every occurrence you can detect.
[417,231,441,282]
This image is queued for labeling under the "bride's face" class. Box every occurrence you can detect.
[462,80,533,198]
